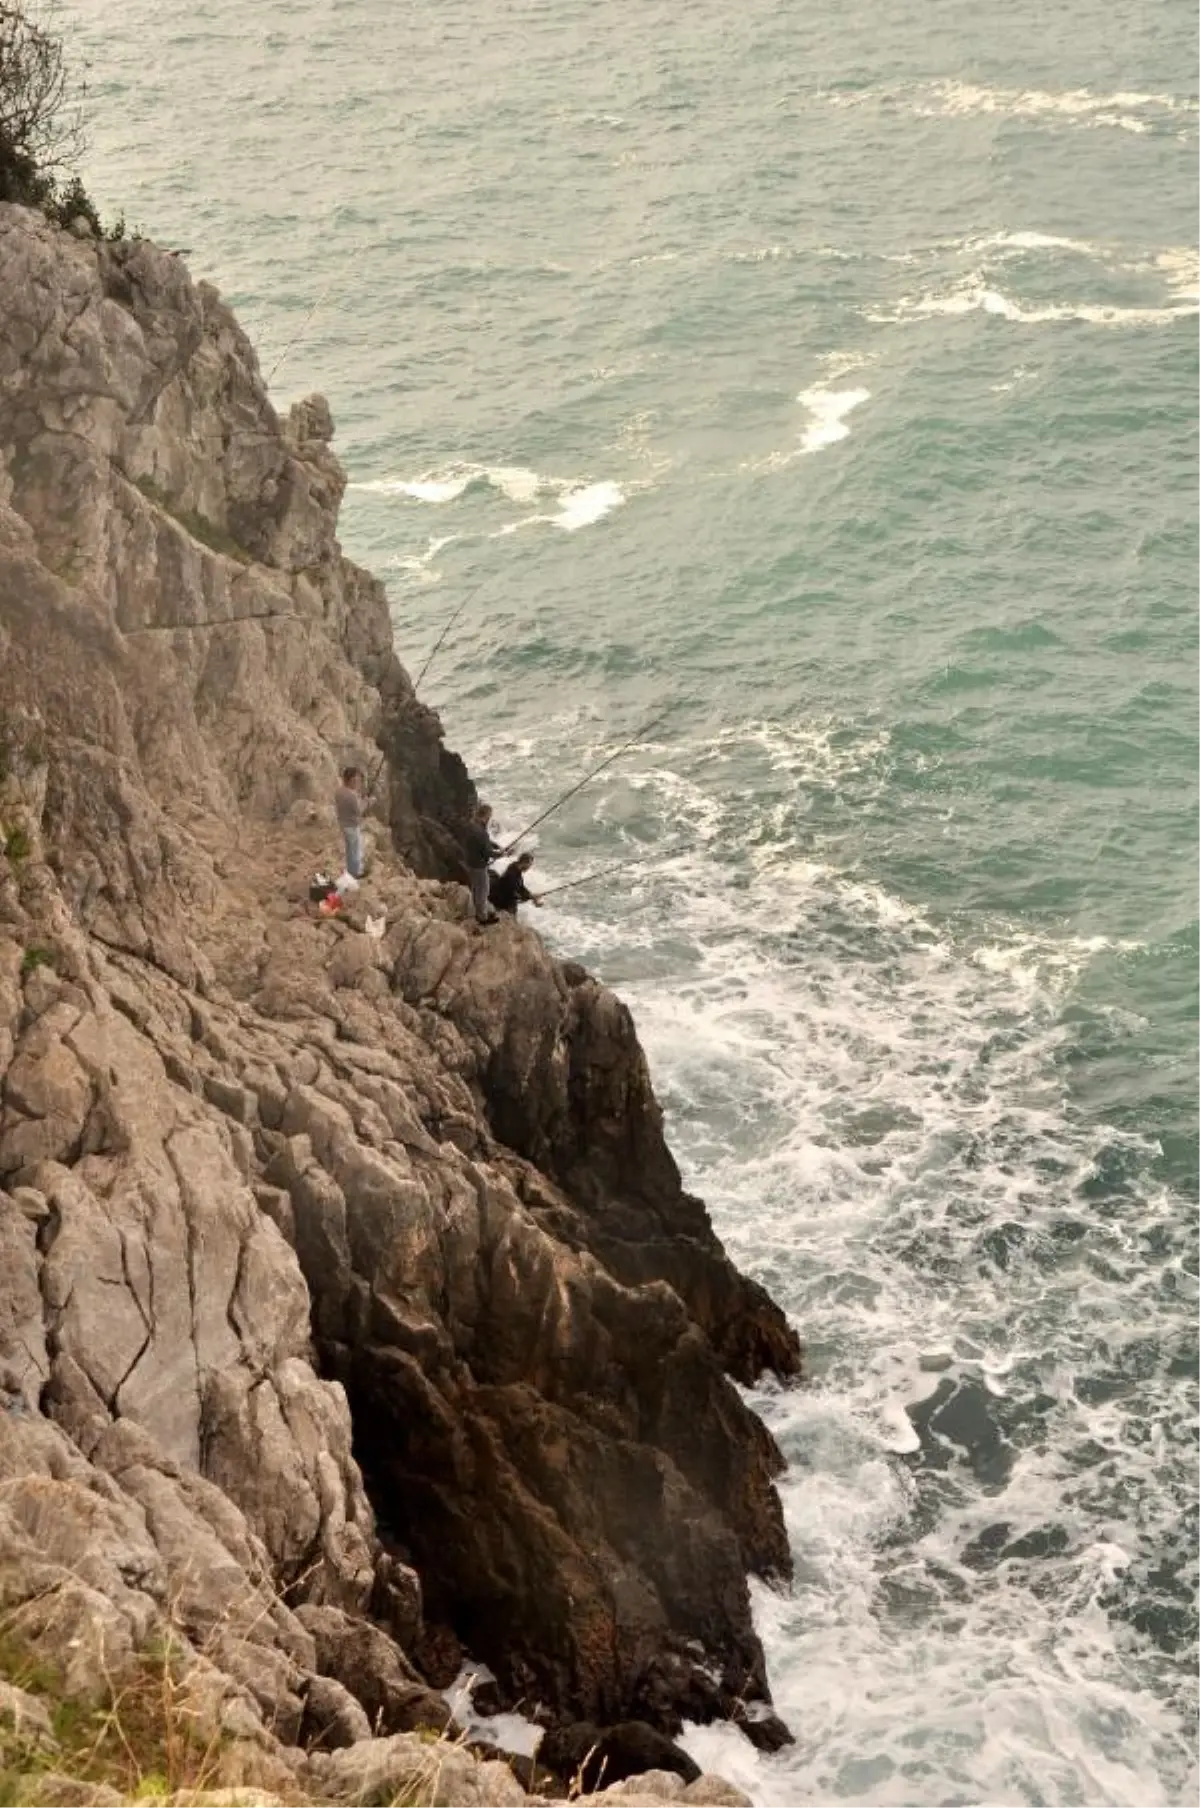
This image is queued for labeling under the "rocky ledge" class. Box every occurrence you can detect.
[0,203,801,1804]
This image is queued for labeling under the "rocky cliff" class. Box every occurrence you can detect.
[0,203,801,1804]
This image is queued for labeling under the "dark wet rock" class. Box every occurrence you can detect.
[538,1720,702,1792]
[299,1673,372,1751]
[370,1549,425,1653]
[493,1750,562,1797]
[730,1701,794,1753]
[409,1621,464,1692]
[467,1676,504,1718]
[295,1604,451,1735]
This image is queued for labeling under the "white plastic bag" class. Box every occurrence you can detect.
[335,870,360,896]
[364,913,386,940]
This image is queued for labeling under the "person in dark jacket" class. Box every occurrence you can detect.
[489,852,543,916]
[463,802,501,923]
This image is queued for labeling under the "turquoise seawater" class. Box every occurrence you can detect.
[65,1,1198,1801]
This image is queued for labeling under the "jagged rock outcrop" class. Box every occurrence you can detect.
[0,200,801,1800]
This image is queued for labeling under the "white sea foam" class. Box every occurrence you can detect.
[352,462,627,534]
[354,462,545,505]
[388,532,457,580]
[819,79,1197,137]
[796,383,870,455]
[964,228,1111,258]
[379,473,474,502]
[1157,245,1200,302]
[495,479,628,535]
[916,80,1197,136]
[869,275,1199,328]
[487,465,543,505]
[990,364,1039,394]
[751,382,873,472]
[444,1665,542,1758]
[819,347,877,379]
[553,479,626,530]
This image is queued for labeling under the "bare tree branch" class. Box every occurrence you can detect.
[0,1,87,186]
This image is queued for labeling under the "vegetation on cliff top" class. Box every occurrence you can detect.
[0,1,127,234]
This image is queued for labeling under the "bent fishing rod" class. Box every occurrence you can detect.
[500,709,673,856]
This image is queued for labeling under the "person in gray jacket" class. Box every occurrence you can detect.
[463,802,501,923]
[335,767,365,878]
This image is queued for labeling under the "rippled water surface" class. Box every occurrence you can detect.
[65,0,1198,1800]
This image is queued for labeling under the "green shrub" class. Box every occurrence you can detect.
[19,945,53,976]
[106,211,143,243]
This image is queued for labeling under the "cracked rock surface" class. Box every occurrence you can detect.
[0,203,798,1801]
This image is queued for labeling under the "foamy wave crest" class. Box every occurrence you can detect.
[916,80,1197,136]
[551,479,627,531]
[751,376,872,471]
[870,275,1198,328]
[495,479,627,534]
[1156,246,1200,303]
[961,228,1113,258]
[819,79,1197,137]
[387,533,458,582]
[354,462,541,504]
[797,383,870,454]
[352,462,627,531]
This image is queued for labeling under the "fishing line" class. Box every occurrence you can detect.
[361,585,483,799]
[264,250,360,388]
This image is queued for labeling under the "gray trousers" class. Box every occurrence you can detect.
[468,868,491,922]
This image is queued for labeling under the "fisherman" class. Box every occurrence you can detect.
[478,802,502,849]
[490,852,543,917]
[463,801,501,925]
[335,766,365,880]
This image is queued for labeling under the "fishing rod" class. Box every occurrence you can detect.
[500,709,673,856]
[413,585,478,696]
[363,584,480,800]
[538,855,651,900]
[537,832,685,900]
[265,267,343,387]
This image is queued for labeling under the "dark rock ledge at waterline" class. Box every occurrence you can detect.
[0,203,801,1802]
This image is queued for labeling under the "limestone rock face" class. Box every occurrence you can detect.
[0,197,801,1789]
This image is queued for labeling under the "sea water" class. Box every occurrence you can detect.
[63,1,1198,1800]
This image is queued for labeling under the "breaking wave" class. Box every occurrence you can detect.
[353,463,628,532]
[817,80,1198,138]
